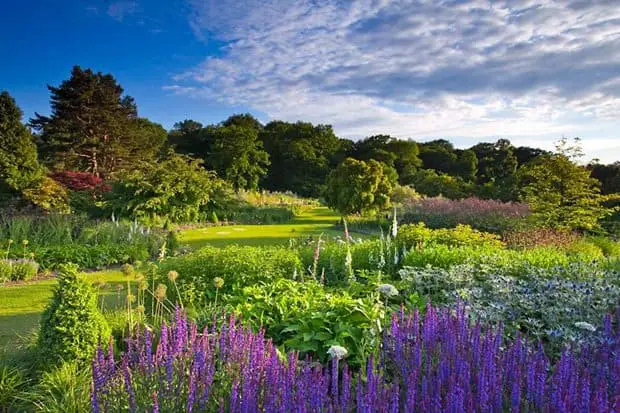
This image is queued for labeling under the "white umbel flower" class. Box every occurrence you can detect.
[574,321,596,332]
[327,345,348,360]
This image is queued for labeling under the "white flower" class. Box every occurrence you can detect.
[574,322,596,332]
[378,283,399,297]
[327,345,348,359]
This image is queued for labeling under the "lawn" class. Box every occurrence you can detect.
[177,206,353,248]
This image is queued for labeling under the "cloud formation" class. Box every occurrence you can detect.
[170,0,620,160]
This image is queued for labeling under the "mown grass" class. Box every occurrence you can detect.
[177,206,352,248]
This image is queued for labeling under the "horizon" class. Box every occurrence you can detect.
[1,0,619,163]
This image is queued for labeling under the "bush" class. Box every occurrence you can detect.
[396,223,504,249]
[28,244,149,270]
[38,264,110,365]
[9,258,38,280]
[156,245,302,306]
[585,235,620,257]
[503,228,579,249]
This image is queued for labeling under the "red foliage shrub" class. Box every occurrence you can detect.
[50,171,111,193]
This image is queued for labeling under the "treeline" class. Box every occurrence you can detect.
[1,65,619,218]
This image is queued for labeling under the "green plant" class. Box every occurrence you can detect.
[0,364,27,411]
[396,223,504,249]
[9,259,38,281]
[38,264,110,365]
[156,245,302,307]
[0,260,11,282]
[18,361,91,413]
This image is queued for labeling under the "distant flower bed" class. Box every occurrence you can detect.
[402,197,530,233]
[92,305,618,412]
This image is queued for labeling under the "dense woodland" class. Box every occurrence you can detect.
[1,66,619,229]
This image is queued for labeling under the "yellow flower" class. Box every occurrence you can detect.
[155,284,167,300]
[22,240,29,246]
[213,277,224,289]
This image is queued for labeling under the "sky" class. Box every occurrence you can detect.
[1,0,619,163]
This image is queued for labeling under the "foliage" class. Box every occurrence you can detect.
[0,91,45,197]
[402,196,530,233]
[106,152,229,223]
[21,176,70,213]
[407,168,473,199]
[396,223,504,249]
[92,306,618,412]
[399,264,620,352]
[229,279,383,365]
[260,121,343,197]
[156,245,302,307]
[0,364,27,411]
[18,361,91,413]
[207,125,270,190]
[38,264,110,365]
[30,66,166,177]
[325,158,394,215]
[0,259,39,281]
[390,184,420,205]
[518,138,615,231]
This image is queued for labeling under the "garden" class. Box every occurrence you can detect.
[0,69,619,412]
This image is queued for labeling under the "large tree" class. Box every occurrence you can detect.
[0,91,44,195]
[325,158,394,215]
[518,138,614,231]
[31,66,166,177]
[260,121,342,197]
[207,125,270,190]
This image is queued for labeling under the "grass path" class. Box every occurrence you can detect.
[177,206,348,248]
[0,206,347,351]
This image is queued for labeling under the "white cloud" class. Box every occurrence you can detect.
[170,0,620,162]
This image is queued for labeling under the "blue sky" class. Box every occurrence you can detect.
[1,0,619,162]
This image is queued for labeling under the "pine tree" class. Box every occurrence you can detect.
[0,91,44,195]
[31,66,165,177]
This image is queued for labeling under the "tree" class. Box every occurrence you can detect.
[589,162,620,195]
[260,121,342,197]
[348,135,421,184]
[0,91,44,195]
[518,138,614,231]
[207,125,270,190]
[31,66,165,177]
[470,139,518,184]
[222,113,263,130]
[408,169,472,199]
[325,158,394,215]
[107,152,230,222]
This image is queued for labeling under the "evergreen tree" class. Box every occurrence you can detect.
[31,66,165,177]
[0,91,44,195]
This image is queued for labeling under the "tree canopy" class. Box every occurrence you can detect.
[31,66,166,177]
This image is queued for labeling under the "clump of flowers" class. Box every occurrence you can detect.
[92,304,618,412]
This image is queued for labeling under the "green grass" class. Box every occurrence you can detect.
[0,270,134,351]
[178,206,351,248]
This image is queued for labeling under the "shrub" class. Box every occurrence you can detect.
[9,258,38,280]
[585,235,620,257]
[396,223,504,249]
[22,176,70,213]
[402,196,530,233]
[156,245,302,306]
[38,264,110,365]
